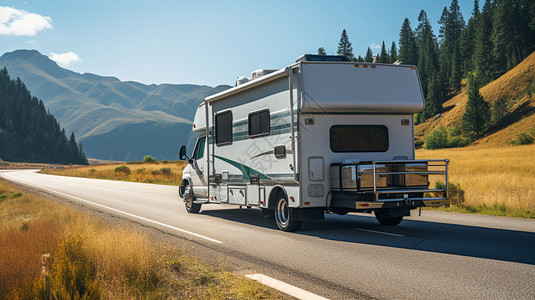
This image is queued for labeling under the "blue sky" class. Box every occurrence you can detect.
[1,0,474,87]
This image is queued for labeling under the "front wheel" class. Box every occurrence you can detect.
[275,192,302,232]
[374,209,403,226]
[183,184,201,213]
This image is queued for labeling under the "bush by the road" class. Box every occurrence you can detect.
[143,155,156,163]
[114,165,131,176]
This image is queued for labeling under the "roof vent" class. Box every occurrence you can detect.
[251,69,278,80]
[235,76,249,86]
[295,54,350,63]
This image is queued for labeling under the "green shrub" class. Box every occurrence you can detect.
[134,168,146,174]
[424,126,448,149]
[150,170,161,175]
[160,168,171,175]
[10,192,22,198]
[424,126,470,149]
[161,160,168,164]
[436,181,465,205]
[143,155,156,163]
[511,132,534,146]
[114,165,131,176]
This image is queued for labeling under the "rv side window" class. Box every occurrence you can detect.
[248,109,270,137]
[330,125,389,152]
[193,137,205,160]
[215,111,232,145]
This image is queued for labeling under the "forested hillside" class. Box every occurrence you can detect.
[330,0,535,128]
[0,68,87,164]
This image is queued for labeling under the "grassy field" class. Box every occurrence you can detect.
[416,144,535,218]
[0,179,286,299]
[40,161,188,186]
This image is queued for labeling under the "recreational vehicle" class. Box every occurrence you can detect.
[178,54,449,232]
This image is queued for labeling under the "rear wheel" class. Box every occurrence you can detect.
[374,209,403,226]
[275,192,302,232]
[183,183,201,213]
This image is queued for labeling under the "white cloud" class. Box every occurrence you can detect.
[370,42,381,51]
[49,51,81,67]
[0,6,52,36]
[27,39,39,46]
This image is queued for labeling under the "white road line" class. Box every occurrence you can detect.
[355,228,405,237]
[29,185,224,244]
[246,274,329,300]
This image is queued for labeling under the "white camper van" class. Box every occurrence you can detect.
[179,54,449,232]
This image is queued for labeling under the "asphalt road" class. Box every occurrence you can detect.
[2,170,535,299]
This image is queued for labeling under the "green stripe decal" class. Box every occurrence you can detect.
[213,155,271,180]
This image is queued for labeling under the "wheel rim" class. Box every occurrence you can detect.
[184,185,193,209]
[276,197,289,226]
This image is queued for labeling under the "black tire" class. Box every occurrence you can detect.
[183,183,201,213]
[374,209,403,226]
[274,192,302,232]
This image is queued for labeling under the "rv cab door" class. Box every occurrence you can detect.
[190,136,208,197]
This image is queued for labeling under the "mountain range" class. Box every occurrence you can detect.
[0,50,230,161]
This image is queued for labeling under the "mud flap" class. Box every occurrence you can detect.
[179,184,185,197]
[291,208,325,221]
[261,209,274,220]
[387,207,411,217]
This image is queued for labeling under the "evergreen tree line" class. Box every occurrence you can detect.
[318,0,535,126]
[0,67,88,164]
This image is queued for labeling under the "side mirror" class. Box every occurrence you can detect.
[179,145,188,161]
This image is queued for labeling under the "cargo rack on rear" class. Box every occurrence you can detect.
[330,159,449,205]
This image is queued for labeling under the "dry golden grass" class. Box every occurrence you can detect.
[417,144,535,216]
[415,51,535,146]
[41,161,188,185]
[0,179,287,299]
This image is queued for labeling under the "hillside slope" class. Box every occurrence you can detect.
[415,51,535,146]
[0,50,230,160]
[0,68,87,164]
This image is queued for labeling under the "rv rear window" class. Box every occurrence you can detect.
[215,111,232,145]
[330,125,389,152]
[248,109,270,137]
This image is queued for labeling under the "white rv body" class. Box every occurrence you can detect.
[179,55,449,231]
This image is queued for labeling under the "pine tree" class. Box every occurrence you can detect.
[337,29,356,61]
[317,47,327,55]
[416,10,438,97]
[462,75,490,139]
[474,0,495,84]
[440,0,465,92]
[458,0,480,76]
[364,47,374,62]
[389,41,398,63]
[378,41,389,63]
[398,18,418,65]
[492,97,508,124]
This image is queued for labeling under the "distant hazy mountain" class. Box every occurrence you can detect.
[0,50,230,161]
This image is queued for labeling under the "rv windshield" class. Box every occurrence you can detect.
[330,125,389,152]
